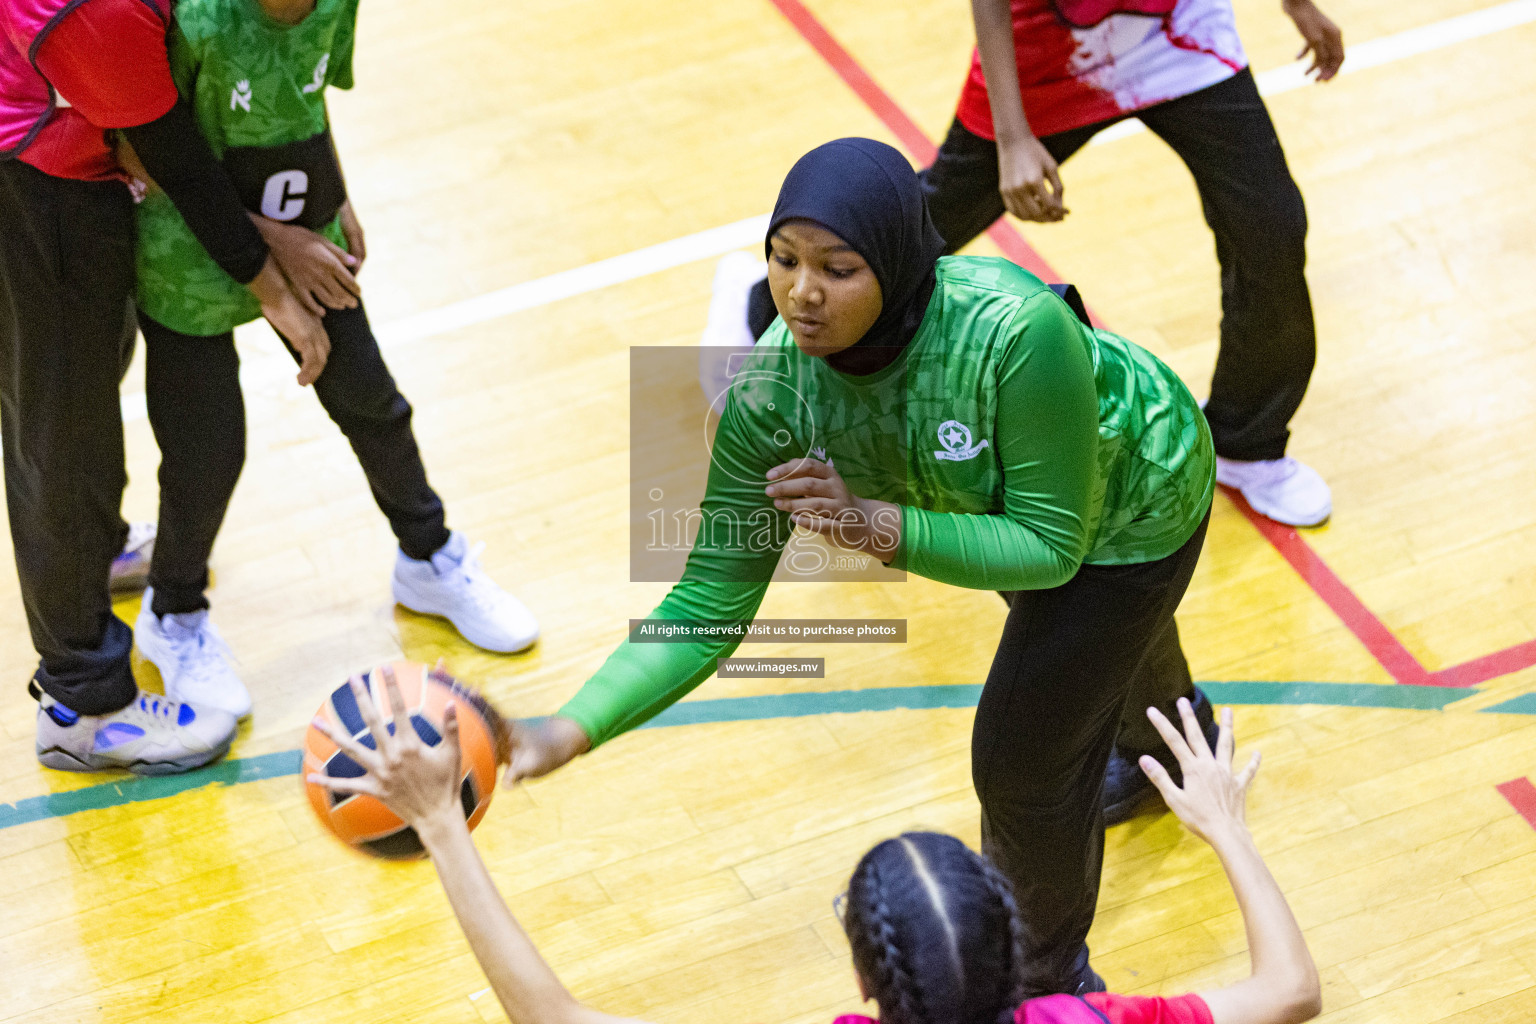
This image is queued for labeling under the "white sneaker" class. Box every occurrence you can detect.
[392,532,540,653]
[33,683,238,776]
[109,521,156,593]
[699,251,767,414]
[1216,456,1332,527]
[135,588,253,719]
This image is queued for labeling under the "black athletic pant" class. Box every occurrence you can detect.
[921,68,1314,461]
[139,303,450,616]
[977,509,1209,996]
[0,160,139,716]
[996,592,1194,758]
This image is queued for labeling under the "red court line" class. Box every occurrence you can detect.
[767,0,1534,690]
[1496,777,1536,831]
[1432,638,1536,689]
[765,0,936,163]
[1227,489,1437,686]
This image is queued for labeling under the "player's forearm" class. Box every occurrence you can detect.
[897,506,1082,591]
[324,98,351,193]
[1204,825,1321,1024]
[121,99,270,284]
[971,0,1035,143]
[418,811,596,1024]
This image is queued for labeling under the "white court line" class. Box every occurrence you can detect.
[119,0,1534,421]
[374,214,769,346]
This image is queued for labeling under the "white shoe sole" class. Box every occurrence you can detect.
[1215,461,1332,528]
[37,732,234,776]
[391,576,540,654]
[1216,475,1331,527]
[1236,491,1330,527]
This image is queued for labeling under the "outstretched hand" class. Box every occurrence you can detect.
[1139,700,1261,844]
[501,716,591,787]
[306,665,464,828]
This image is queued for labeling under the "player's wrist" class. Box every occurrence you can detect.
[545,716,592,760]
[994,124,1038,150]
[248,257,289,305]
[852,497,900,562]
[415,804,471,850]
[1203,818,1256,857]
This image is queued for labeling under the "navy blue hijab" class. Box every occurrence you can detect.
[766,138,947,373]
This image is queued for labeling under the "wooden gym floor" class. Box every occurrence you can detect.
[3,0,1536,1021]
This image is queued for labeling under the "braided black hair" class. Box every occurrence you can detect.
[843,833,1028,1024]
[851,856,929,1024]
[975,855,1029,1024]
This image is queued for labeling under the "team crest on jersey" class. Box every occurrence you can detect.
[231,79,252,112]
[933,420,989,461]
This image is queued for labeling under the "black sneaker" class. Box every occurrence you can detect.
[1068,943,1106,995]
[1103,688,1218,826]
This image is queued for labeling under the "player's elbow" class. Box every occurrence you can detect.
[1032,547,1083,590]
[1276,965,1323,1024]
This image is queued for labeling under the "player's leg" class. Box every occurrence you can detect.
[135,316,251,718]
[291,303,539,652]
[299,304,447,560]
[972,510,1209,996]
[0,161,235,771]
[1102,600,1217,825]
[1138,70,1329,525]
[0,162,136,714]
[111,297,157,594]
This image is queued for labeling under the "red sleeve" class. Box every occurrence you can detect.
[1083,992,1215,1024]
[32,0,177,129]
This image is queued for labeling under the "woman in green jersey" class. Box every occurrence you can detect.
[511,138,1215,996]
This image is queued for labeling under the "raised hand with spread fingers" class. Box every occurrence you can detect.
[1141,701,1321,1024]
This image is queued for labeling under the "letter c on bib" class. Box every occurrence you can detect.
[261,170,310,221]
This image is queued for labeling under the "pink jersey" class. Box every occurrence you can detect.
[955,0,1246,140]
[0,0,175,179]
[834,991,1213,1024]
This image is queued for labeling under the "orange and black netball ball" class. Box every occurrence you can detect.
[303,661,505,859]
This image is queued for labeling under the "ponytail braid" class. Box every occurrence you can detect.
[976,856,1029,1024]
[852,857,930,1024]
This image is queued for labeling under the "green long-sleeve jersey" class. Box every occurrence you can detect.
[561,256,1214,747]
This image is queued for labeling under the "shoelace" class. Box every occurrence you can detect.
[167,616,238,686]
[446,542,513,614]
[132,693,181,721]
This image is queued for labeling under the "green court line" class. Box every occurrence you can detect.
[0,750,301,833]
[1481,692,1536,715]
[0,680,1504,832]
[1198,681,1475,710]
